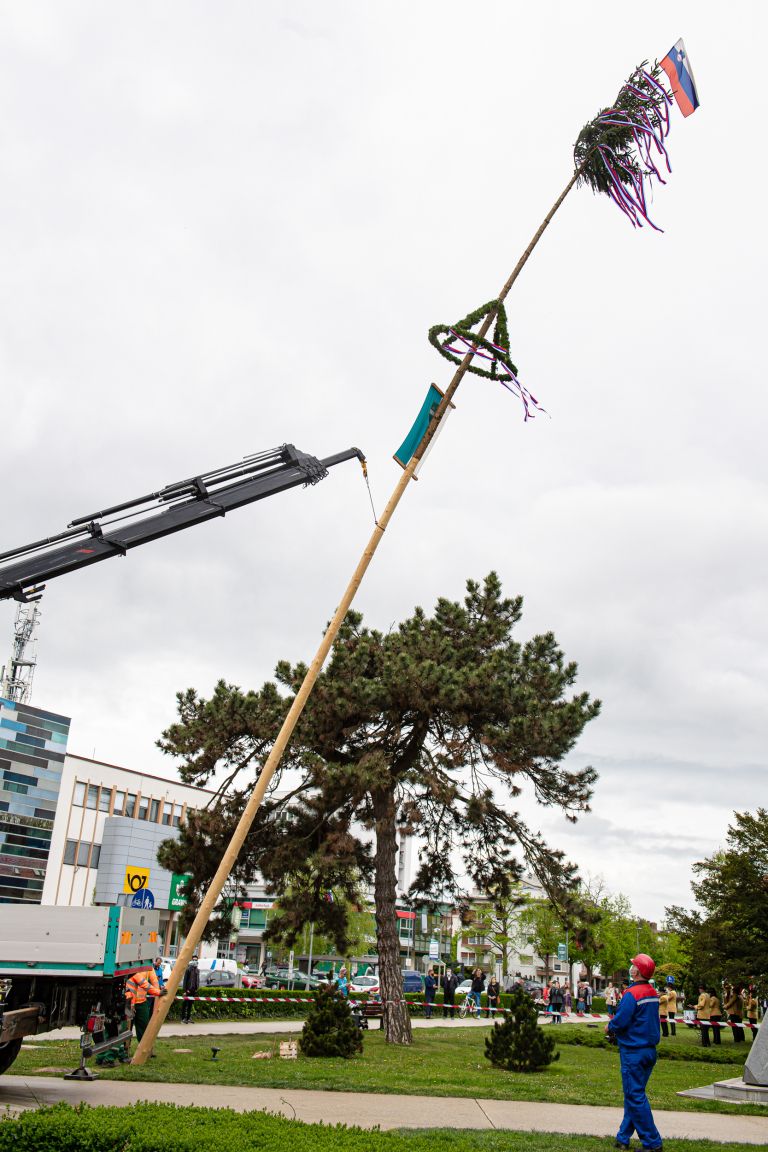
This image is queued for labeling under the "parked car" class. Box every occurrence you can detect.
[239,970,264,988]
[401,970,424,994]
[197,958,240,988]
[349,974,380,996]
[456,979,473,995]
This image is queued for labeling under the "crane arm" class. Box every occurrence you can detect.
[0,443,364,603]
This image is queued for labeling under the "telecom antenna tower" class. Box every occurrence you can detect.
[0,601,41,705]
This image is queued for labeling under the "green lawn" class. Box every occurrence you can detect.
[0,1103,763,1152]
[12,1022,764,1118]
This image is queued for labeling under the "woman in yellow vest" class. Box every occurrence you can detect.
[742,986,758,1039]
[696,984,711,1046]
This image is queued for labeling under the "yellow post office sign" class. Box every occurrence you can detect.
[123,865,150,894]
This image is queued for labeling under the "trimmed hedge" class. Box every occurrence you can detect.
[167,986,315,1021]
[0,1102,447,1151]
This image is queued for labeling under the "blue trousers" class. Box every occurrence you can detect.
[617,1046,662,1149]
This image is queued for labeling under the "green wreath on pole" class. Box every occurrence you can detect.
[428,299,518,380]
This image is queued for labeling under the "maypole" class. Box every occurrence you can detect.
[133,45,698,1062]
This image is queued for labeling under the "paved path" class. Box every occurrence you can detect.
[2,1076,768,1144]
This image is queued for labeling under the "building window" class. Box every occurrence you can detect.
[162,802,172,826]
[73,782,86,806]
[90,843,101,868]
[150,799,160,823]
[125,793,137,818]
[63,839,77,865]
[138,796,149,821]
[76,841,90,867]
[113,790,125,816]
[86,784,99,810]
[172,803,183,828]
[99,787,112,813]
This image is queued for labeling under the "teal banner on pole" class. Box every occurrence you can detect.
[394,384,444,468]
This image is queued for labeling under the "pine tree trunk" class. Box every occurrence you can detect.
[373,788,413,1045]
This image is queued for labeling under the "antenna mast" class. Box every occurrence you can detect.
[0,601,41,704]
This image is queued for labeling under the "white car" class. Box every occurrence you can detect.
[349,974,380,995]
[456,979,473,994]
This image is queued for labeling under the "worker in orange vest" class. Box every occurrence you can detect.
[125,966,167,1047]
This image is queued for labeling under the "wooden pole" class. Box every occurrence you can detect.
[132,168,579,1065]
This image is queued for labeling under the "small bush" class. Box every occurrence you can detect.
[484,986,559,1073]
[300,983,363,1058]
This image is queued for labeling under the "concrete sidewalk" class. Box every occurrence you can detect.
[2,1076,767,1144]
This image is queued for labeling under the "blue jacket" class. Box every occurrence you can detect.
[607,981,660,1049]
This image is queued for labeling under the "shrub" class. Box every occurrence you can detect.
[484,985,559,1073]
[300,982,363,1058]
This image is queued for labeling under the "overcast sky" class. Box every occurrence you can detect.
[1,2,765,924]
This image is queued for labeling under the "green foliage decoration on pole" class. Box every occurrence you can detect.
[484,985,559,1073]
[428,299,516,380]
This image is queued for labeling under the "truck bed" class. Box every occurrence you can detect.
[0,906,160,977]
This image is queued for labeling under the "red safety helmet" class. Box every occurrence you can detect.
[630,953,656,980]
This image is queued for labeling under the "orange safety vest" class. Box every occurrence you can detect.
[125,968,161,1005]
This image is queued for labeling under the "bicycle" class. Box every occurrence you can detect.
[459,992,478,1019]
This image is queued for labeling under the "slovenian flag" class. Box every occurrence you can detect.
[660,38,699,117]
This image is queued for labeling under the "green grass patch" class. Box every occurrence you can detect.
[12,1023,763,1117]
[0,1104,762,1152]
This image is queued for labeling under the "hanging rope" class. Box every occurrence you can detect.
[360,458,378,525]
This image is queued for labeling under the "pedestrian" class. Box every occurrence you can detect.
[125,965,166,1051]
[564,980,572,1016]
[337,966,349,997]
[181,953,200,1024]
[742,986,758,1039]
[425,967,437,1019]
[576,981,586,1012]
[153,956,165,988]
[486,974,501,1018]
[723,983,745,1043]
[696,984,711,1047]
[606,953,663,1152]
[471,968,485,1012]
[665,976,677,1037]
[657,985,669,1038]
[442,966,458,1020]
[585,982,593,1011]
[549,980,564,1024]
[605,982,618,1017]
[708,986,722,1046]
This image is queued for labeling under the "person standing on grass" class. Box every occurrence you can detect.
[743,986,758,1039]
[657,985,669,1038]
[724,983,744,1043]
[424,968,437,1019]
[564,980,572,1016]
[665,977,677,1037]
[606,953,662,1152]
[696,984,711,1046]
[605,982,617,1017]
[708,986,723,1046]
[125,966,166,1050]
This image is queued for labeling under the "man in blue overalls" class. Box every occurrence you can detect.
[606,953,663,1151]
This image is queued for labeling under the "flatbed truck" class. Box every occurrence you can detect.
[0,905,160,1078]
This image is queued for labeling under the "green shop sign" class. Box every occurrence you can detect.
[168,873,192,910]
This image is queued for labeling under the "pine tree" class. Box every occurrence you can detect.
[300,983,363,1059]
[158,573,600,1047]
[484,985,559,1073]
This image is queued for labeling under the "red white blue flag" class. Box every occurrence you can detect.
[660,38,699,117]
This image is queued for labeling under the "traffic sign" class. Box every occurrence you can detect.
[130,888,155,910]
[557,942,568,963]
[429,939,439,959]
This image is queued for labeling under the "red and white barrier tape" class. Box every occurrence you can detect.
[174,994,760,1029]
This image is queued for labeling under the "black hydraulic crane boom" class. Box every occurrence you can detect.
[0,443,365,603]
